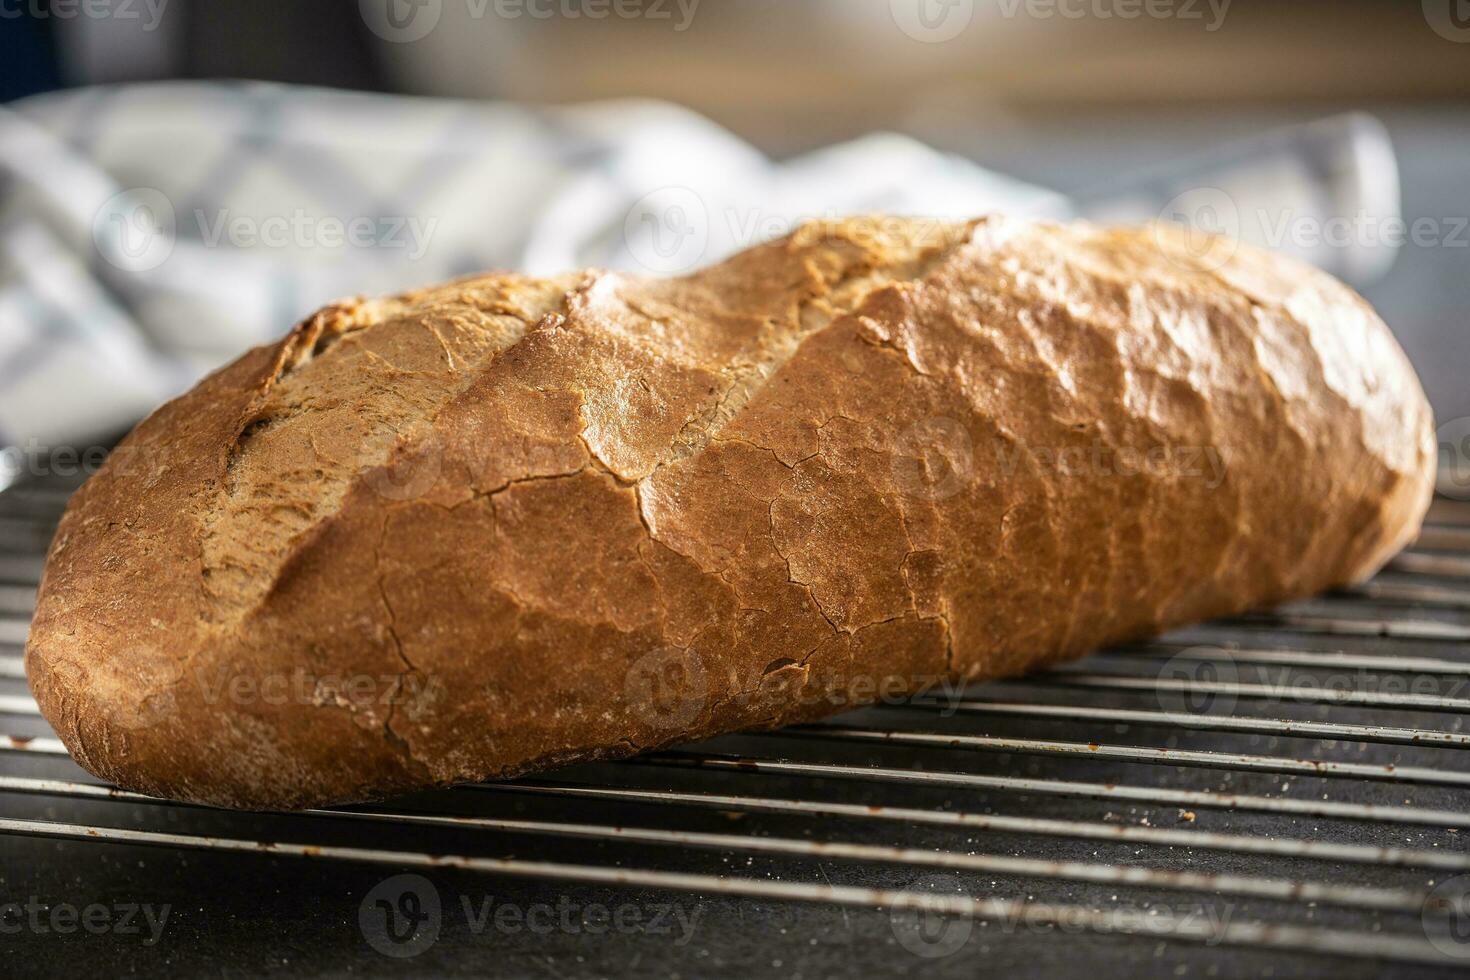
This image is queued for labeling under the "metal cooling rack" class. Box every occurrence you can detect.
[1,467,1468,977]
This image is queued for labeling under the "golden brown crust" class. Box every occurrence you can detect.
[26,216,1435,809]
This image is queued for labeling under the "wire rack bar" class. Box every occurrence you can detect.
[1037,673,1470,712]
[0,695,37,714]
[901,699,1470,748]
[0,556,42,584]
[1426,499,1470,525]
[6,736,1466,828]
[0,735,66,754]
[1103,645,1470,675]
[0,585,35,613]
[1220,614,1470,642]
[780,727,1470,787]
[1415,526,1470,551]
[1343,579,1470,609]
[1391,551,1470,579]
[640,755,1470,829]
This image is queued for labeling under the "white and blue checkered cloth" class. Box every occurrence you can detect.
[0,81,1062,451]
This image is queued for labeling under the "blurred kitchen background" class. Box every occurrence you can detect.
[0,0,1467,447]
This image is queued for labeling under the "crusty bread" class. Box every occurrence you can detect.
[26,216,1435,810]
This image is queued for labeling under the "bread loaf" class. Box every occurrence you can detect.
[26,216,1435,810]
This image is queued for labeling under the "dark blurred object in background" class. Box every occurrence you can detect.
[0,0,380,95]
[0,10,59,101]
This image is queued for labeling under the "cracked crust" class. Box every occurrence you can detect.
[26,216,1435,809]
